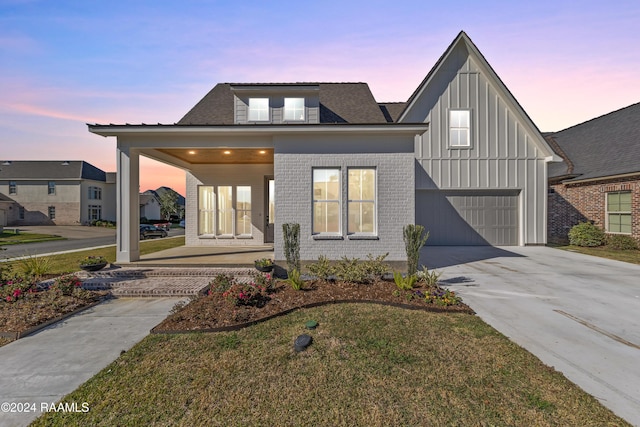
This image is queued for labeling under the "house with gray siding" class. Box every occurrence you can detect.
[89,31,559,264]
[0,161,116,226]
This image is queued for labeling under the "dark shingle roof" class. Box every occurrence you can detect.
[378,102,407,123]
[0,161,107,181]
[548,102,640,181]
[177,83,388,125]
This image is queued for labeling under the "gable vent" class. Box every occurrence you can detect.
[62,161,70,165]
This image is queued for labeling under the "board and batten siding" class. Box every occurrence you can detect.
[404,43,549,245]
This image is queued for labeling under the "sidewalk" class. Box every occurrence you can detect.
[0,297,184,427]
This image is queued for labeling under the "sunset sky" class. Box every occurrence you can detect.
[1,0,639,196]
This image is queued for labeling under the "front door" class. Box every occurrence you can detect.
[265,177,275,243]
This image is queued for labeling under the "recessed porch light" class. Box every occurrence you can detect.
[188,150,196,155]
[259,150,266,154]
[223,150,231,155]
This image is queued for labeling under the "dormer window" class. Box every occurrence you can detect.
[248,98,269,121]
[284,97,305,121]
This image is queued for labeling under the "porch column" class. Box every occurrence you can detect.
[116,145,140,262]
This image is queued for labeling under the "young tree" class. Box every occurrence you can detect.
[158,190,179,220]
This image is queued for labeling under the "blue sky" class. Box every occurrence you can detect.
[1,0,639,194]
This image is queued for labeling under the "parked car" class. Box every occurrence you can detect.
[179,219,185,228]
[153,222,171,231]
[140,224,168,240]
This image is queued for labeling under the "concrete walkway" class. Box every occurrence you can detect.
[424,246,640,426]
[0,297,184,427]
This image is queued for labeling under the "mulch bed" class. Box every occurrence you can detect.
[154,279,474,333]
[0,290,109,341]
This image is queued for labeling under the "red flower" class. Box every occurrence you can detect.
[13,289,22,298]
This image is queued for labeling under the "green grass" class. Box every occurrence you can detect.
[31,304,629,427]
[0,231,65,246]
[554,244,640,265]
[2,237,185,276]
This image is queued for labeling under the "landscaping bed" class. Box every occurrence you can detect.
[155,277,473,333]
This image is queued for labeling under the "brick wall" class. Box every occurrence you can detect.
[548,176,640,243]
[274,152,415,262]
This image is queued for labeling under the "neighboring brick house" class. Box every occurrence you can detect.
[89,31,559,264]
[0,161,116,226]
[547,102,640,243]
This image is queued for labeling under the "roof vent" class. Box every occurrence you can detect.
[62,161,70,166]
[2,161,11,165]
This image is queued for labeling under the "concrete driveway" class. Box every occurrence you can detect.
[421,246,640,426]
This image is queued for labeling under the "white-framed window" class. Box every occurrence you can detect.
[449,109,471,148]
[198,186,215,235]
[348,168,376,234]
[607,191,632,234]
[88,205,102,221]
[48,206,56,220]
[236,186,252,236]
[217,186,233,235]
[88,186,102,200]
[312,168,341,234]
[9,181,16,195]
[48,181,56,195]
[248,98,269,121]
[284,97,305,121]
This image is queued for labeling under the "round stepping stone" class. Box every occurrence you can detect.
[294,334,312,352]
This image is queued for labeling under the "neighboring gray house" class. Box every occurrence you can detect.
[89,32,559,263]
[139,193,161,220]
[0,161,116,226]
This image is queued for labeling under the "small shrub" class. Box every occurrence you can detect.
[335,257,370,284]
[283,223,300,272]
[254,258,273,268]
[80,255,108,266]
[222,282,267,306]
[19,255,52,281]
[285,268,304,290]
[307,255,336,281]
[403,225,429,276]
[568,222,605,247]
[416,265,441,286]
[251,271,275,292]
[606,234,639,250]
[362,253,390,277]
[393,272,417,291]
[53,274,82,296]
[208,274,236,294]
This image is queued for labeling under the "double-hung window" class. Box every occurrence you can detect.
[236,186,252,236]
[88,205,102,221]
[348,169,376,234]
[9,181,16,195]
[313,169,340,234]
[284,97,305,121]
[607,191,632,234]
[449,110,471,148]
[48,181,56,195]
[198,186,215,235]
[88,186,102,200]
[48,206,56,220]
[248,98,269,121]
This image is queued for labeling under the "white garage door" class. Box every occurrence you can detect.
[416,190,520,245]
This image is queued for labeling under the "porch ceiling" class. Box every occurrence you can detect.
[156,148,274,164]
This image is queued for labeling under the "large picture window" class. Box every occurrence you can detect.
[284,97,305,121]
[248,98,269,121]
[313,169,340,234]
[348,169,376,234]
[198,186,215,235]
[607,191,632,234]
[449,110,471,147]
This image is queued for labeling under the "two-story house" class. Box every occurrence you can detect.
[0,160,116,226]
[89,32,559,264]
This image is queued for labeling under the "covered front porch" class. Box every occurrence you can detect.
[126,244,274,267]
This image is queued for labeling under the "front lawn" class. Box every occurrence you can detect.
[0,231,65,246]
[31,304,629,426]
[554,244,640,265]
